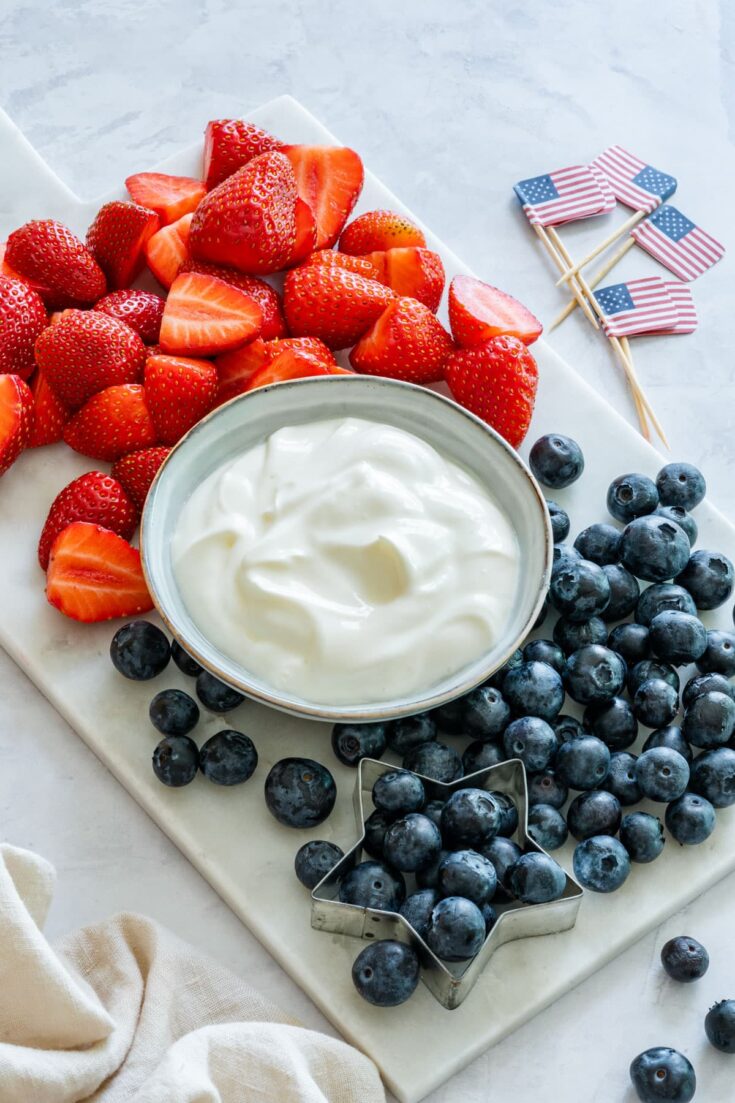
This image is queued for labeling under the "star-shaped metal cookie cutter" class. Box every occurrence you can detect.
[311,756,584,1010]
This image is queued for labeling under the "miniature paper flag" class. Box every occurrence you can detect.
[589,163,617,214]
[655,282,698,335]
[592,146,677,213]
[514,165,608,226]
[594,276,680,336]
[631,205,725,281]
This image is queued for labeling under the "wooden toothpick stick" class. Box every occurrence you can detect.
[554,209,645,285]
[532,224,599,330]
[549,238,637,330]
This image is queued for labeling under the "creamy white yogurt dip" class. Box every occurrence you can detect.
[172,416,520,705]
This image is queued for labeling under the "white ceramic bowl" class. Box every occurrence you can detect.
[141,375,552,722]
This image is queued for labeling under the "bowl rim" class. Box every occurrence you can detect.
[140,374,553,722]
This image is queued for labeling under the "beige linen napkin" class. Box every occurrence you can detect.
[0,844,385,1103]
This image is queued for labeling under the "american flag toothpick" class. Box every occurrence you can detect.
[631,205,725,281]
[594,277,680,338]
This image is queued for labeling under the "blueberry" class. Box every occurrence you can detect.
[554,615,609,655]
[643,725,692,764]
[665,792,716,846]
[152,734,199,787]
[399,888,440,939]
[503,661,564,721]
[527,804,568,850]
[440,788,503,847]
[529,433,584,488]
[697,629,735,676]
[604,752,643,805]
[629,1047,696,1103]
[555,734,611,790]
[552,542,582,569]
[620,516,691,583]
[601,563,640,621]
[110,620,170,680]
[332,721,388,767]
[584,696,638,750]
[438,849,497,904]
[567,790,621,841]
[352,940,420,1007]
[462,740,506,774]
[492,790,519,836]
[574,523,622,566]
[649,610,707,666]
[149,688,199,736]
[481,901,497,933]
[507,851,566,903]
[339,860,406,911]
[415,848,449,889]
[704,999,735,1054]
[607,473,659,523]
[383,813,442,872]
[195,671,245,713]
[523,638,565,674]
[480,836,522,891]
[636,582,697,627]
[635,747,689,802]
[553,714,584,742]
[373,770,425,816]
[607,622,651,665]
[386,714,436,755]
[620,811,665,863]
[294,840,344,889]
[563,645,626,705]
[683,672,735,709]
[403,741,463,783]
[549,559,611,623]
[363,808,393,858]
[264,758,336,828]
[632,679,679,729]
[527,769,568,809]
[487,648,524,690]
[683,690,735,749]
[654,505,697,547]
[676,549,734,610]
[573,835,630,893]
[170,639,202,677]
[421,799,445,828]
[199,730,257,784]
[689,747,735,807]
[628,659,680,696]
[546,498,570,542]
[656,462,706,510]
[660,936,709,982]
[462,685,511,740]
[430,697,465,735]
[427,896,486,960]
[502,716,558,773]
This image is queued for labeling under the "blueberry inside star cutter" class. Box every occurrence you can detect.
[311,757,584,1010]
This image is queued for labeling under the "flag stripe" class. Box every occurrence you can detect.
[656,283,697,334]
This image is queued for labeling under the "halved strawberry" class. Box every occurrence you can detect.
[28,370,70,447]
[303,250,382,281]
[125,172,206,225]
[448,275,543,347]
[350,298,454,384]
[190,151,297,274]
[5,220,106,308]
[264,336,336,368]
[283,145,364,250]
[214,338,272,406]
[63,383,158,462]
[93,289,166,344]
[247,350,347,391]
[339,209,426,255]
[145,213,193,289]
[159,272,263,357]
[86,201,160,290]
[203,119,284,190]
[0,275,48,379]
[35,309,147,411]
[285,198,317,266]
[444,335,538,449]
[111,446,171,511]
[45,521,153,623]
[144,353,218,444]
[181,262,286,340]
[365,247,445,312]
[283,265,394,349]
[0,374,34,475]
[38,470,139,570]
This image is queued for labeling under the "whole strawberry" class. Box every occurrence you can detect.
[444,335,538,449]
[283,265,394,349]
[38,471,139,570]
[203,119,285,190]
[35,309,147,411]
[350,297,454,383]
[144,354,218,445]
[28,371,70,447]
[63,383,158,462]
[94,289,166,344]
[339,209,425,255]
[0,275,48,379]
[5,219,106,308]
[86,201,160,289]
[0,373,34,475]
[111,446,171,511]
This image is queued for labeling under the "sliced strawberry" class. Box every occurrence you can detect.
[365,247,445,312]
[0,275,48,379]
[264,336,336,368]
[303,250,382,281]
[46,521,153,623]
[285,197,317,266]
[449,275,543,348]
[181,262,286,339]
[93,289,166,344]
[38,471,139,570]
[283,265,394,349]
[4,220,106,308]
[28,370,70,447]
[145,213,193,289]
[203,119,284,190]
[63,383,158,462]
[247,351,344,391]
[125,172,206,225]
[350,298,454,384]
[111,446,171,511]
[283,145,364,250]
[214,338,272,406]
[339,209,426,255]
[86,201,160,290]
[0,374,34,475]
[159,272,263,357]
[444,335,538,449]
[144,353,218,444]
[35,309,146,411]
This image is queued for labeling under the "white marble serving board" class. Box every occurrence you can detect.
[1,96,734,1103]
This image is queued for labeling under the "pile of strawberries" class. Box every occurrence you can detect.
[0,118,542,623]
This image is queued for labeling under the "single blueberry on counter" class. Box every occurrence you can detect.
[584,696,638,751]
[632,679,679,730]
[462,741,505,774]
[523,638,566,675]
[403,741,463,783]
[574,522,621,566]
[529,433,584,488]
[195,671,245,713]
[563,645,626,706]
[635,747,689,803]
[339,860,406,911]
[399,888,440,940]
[601,563,640,621]
[110,620,170,680]
[502,716,558,773]
[607,472,659,523]
[527,803,568,850]
[555,734,611,791]
[643,725,692,764]
[665,793,716,846]
[386,713,436,755]
[620,811,665,864]
[426,896,487,961]
[549,559,611,623]
[676,548,734,610]
[704,999,735,1054]
[149,688,200,736]
[527,769,568,809]
[573,835,630,893]
[372,769,425,816]
[331,721,388,767]
[462,685,511,741]
[607,622,651,666]
[697,629,735,676]
[620,515,691,584]
[660,935,709,982]
[441,788,503,848]
[656,461,706,511]
[604,751,643,806]
[566,790,621,841]
[683,672,735,708]
[649,610,707,667]
[438,849,498,904]
[503,661,564,722]
[199,729,257,785]
[654,505,697,547]
[383,813,442,873]
[635,582,697,627]
[264,758,336,828]
[683,690,735,749]
[546,498,570,542]
[507,851,566,904]
[629,1047,696,1103]
[170,638,202,678]
[294,839,344,889]
[352,940,420,1007]
[689,747,735,808]
[152,734,199,787]
[554,615,609,655]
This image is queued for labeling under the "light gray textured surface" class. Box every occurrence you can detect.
[1,3,734,1101]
